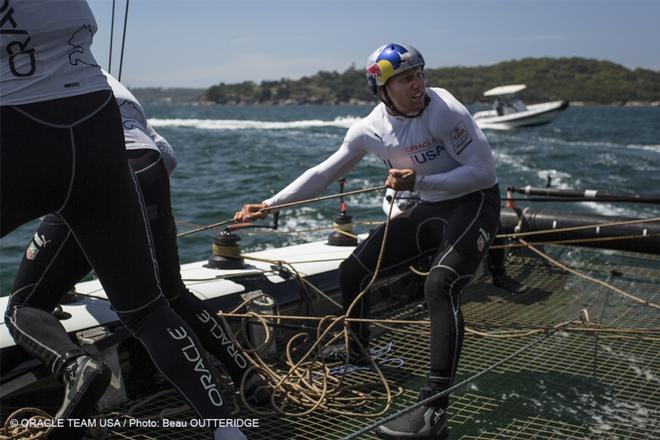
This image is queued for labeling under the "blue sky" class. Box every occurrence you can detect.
[88,0,660,88]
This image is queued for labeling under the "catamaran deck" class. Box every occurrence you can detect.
[2,245,659,440]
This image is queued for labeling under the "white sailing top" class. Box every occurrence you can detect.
[103,71,177,174]
[0,0,109,105]
[264,87,497,206]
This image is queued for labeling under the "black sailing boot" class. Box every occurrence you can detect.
[47,354,111,440]
[320,331,371,366]
[492,273,527,294]
[375,385,449,439]
[242,370,272,406]
[489,248,527,294]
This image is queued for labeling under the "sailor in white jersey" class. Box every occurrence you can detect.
[235,43,501,439]
[1,2,245,439]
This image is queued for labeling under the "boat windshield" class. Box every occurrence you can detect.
[494,95,528,115]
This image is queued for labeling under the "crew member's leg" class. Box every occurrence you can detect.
[5,214,92,376]
[377,186,500,439]
[60,98,241,439]
[489,237,527,293]
[133,151,269,405]
[337,201,453,356]
[1,96,117,440]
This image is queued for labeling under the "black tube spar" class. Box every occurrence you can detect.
[508,186,660,204]
[499,207,660,255]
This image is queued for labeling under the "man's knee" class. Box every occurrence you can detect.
[338,255,369,288]
[118,296,171,336]
[424,266,470,306]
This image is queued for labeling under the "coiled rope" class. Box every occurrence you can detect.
[0,408,50,440]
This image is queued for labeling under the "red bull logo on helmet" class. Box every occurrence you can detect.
[367,63,382,78]
[375,60,395,83]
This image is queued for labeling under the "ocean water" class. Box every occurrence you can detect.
[1,105,658,294]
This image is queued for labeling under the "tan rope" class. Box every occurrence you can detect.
[498,216,660,240]
[219,310,658,338]
[0,408,51,440]
[265,186,386,212]
[176,218,235,238]
[177,186,386,238]
[518,238,660,309]
[206,192,403,418]
[331,226,359,240]
[488,232,660,250]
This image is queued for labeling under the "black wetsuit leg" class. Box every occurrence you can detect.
[6,214,91,374]
[338,185,500,403]
[423,186,500,402]
[6,145,248,390]
[131,151,250,382]
[1,92,232,421]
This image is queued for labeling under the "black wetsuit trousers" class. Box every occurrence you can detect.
[1,91,232,420]
[339,184,500,404]
[5,150,249,383]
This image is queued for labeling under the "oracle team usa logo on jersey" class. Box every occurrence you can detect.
[405,140,446,165]
[450,121,472,155]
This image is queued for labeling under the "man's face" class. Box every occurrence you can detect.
[383,67,426,114]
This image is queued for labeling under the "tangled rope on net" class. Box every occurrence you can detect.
[517,238,660,309]
[207,193,405,418]
[0,408,51,440]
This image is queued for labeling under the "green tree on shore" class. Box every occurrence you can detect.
[202,57,660,105]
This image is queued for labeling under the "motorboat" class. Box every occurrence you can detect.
[472,84,569,130]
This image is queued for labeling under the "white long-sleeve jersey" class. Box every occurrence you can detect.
[103,71,177,174]
[264,87,497,206]
[0,0,109,105]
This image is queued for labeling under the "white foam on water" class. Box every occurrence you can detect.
[148,116,361,130]
[493,150,535,173]
[580,201,642,217]
[529,170,645,217]
[536,136,660,155]
[536,136,621,149]
[626,143,660,154]
[535,169,574,188]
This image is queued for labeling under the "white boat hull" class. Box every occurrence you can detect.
[0,238,356,352]
[474,100,569,130]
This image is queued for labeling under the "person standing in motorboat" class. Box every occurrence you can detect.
[234,43,500,439]
[1,2,247,439]
[494,96,504,116]
[5,69,271,427]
